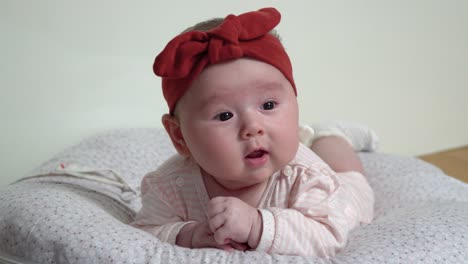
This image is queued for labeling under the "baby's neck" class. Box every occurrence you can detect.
[201,170,268,208]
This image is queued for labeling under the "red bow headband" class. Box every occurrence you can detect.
[153,7,296,113]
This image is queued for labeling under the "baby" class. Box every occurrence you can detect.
[131,8,374,257]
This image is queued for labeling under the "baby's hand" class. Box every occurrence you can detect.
[184,222,249,252]
[190,222,219,249]
[207,196,262,248]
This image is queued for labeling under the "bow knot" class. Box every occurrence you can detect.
[207,14,242,45]
[205,14,245,64]
[207,38,243,64]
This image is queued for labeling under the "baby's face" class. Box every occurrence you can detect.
[176,58,299,190]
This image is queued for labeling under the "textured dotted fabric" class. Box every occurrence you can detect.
[0,128,467,263]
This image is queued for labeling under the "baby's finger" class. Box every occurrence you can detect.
[218,244,235,252]
[227,239,249,251]
[209,196,228,204]
[207,197,227,217]
[208,213,226,232]
[213,226,231,245]
[207,205,225,218]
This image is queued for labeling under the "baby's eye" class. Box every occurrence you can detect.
[262,101,276,110]
[216,112,233,121]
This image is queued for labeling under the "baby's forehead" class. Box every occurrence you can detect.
[187,82,291,112]
[206,81,286,100]
[195,58,287,85]
[193,66,287,94]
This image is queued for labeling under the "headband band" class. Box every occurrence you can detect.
[153,7,296,113]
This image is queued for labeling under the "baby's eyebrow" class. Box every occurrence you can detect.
[198,92,228,108]
[197,81,286,108]
[255,82,285,92]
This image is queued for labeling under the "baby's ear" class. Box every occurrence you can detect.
[162,114,191,157]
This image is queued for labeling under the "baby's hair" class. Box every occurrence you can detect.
[182,17,283,43]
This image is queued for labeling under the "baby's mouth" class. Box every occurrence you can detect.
[245,149,268,159]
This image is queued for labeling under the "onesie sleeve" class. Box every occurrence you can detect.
[130,173,195,244]
[255,166,374,257]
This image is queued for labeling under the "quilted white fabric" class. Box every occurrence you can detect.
[1,127,467,263]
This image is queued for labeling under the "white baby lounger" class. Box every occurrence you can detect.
[0,126,467,264]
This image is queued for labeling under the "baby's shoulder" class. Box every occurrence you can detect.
[141,154,197,193]
[287,143,335,177]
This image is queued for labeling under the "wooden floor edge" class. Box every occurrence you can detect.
[417,145,468,158]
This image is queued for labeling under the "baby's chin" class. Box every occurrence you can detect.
[213,170,271,189]
[221,178,269,193]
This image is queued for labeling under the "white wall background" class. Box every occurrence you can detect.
[1,0,467,187]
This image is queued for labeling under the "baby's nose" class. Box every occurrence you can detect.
[240,122,264,139]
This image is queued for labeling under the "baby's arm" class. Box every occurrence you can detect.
[256,168,374,257]
[130,177,195,245]
[131,174,247,251]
